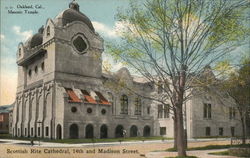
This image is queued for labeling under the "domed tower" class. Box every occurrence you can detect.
[13,1,104,139]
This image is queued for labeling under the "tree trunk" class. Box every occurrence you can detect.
[173,109,177,149]
[176,104,186,156]
[240,116,246,144]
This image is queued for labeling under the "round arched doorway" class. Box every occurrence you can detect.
[143,125,150,137]
[69,124,78,139]
[115,125,124,138]
[85,124,94,138]
[56,124,62,139]
[100,124,108,138]
[130,125,138,137]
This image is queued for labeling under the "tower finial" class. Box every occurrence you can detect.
[69,0,79,11]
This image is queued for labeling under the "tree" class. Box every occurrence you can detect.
[219,57,250,144]
[107,0,249,156]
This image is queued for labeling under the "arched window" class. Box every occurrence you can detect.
[108,92,114,114]
[100,124,108,138]
[135,97,142,115]
[46,26,50,36]
[85,124,94,138]
[130,125,138,137]
[120,95,128,114]
[69,124,78,139]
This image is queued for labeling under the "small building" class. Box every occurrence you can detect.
[0,104,13,134]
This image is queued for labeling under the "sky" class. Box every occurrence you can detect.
[0,0,248,106]
[0,0,132,105]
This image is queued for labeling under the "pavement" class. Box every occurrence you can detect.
[0,138,242,158]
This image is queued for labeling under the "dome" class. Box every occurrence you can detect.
[54,1,95,31]
[29,33,43,48]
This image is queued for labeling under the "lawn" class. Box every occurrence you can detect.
[163,144,250,152]
[0,134,172,144]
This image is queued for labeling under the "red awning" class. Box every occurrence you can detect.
[81,90,97,104]
[95,91,111,105]
[65,88,81,103]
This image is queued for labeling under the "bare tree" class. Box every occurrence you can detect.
[107,0,249,156]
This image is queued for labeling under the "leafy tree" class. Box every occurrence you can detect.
[107,0,249,156]
[219,57,250,144]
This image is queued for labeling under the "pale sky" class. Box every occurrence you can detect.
[0,0,248,106]
[0,0,132,105]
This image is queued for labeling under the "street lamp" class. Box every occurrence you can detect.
[37,121,42,146]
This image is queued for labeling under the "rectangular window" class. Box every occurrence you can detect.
[158,104,163,118]
[160,127,166,135]
[219,127,223,136]
[45,127,49,136]
[204,103,211,119]
[205,127,211,136]
[229,107,236,119]
[147,107,150,115]
[164,104,170,118]
[65,88,81,103]
[38,127,40,136]
[25,128,27,136]
[31,128,33,136]
[231,127,235,137]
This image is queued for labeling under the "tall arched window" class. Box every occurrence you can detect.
[135,97,141,115]
[108,92,114,114]
[120,95,128,114]
[46,26,50,36]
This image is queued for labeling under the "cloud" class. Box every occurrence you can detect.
[12,26,33,41]
[0,70,17,105]
[0,34,5,40]
[92,21,128,38]
[92,21,118,38]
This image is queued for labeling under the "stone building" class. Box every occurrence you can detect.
[12,1,242,139]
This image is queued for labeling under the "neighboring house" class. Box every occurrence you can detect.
[12,1,243,139]
[0,104,13,134]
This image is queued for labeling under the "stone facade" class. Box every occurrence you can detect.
[12,1,243,139]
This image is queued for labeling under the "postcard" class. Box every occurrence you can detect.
[0,0,249,158]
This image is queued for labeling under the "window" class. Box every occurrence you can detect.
[158,104,170,118]
[203,103,211,119]
[160,127,166,135]
[31,128,33,136]
[87,108,92,114]
[73,36,87,53]
[229,107,236,119]
[38,127,40,136]
[28,69,32,77]
[95,91,110,105]
[65,88,81,103]
[135,97,142,115]
[71,107,77,113]
[45,127,49,136]
[231,127,235,137]
[120,95,128,114]
[164,104,170,118]
[147,107,150,115]
[205,127,211,136]
[41,62,44,71]
[18,48,21,57]
[219,127,223,136]
[81,90,97,104]
[35,66,38,74]
[158,81,163,94]
[46,26,50,36]
[158,104,163,118]
[0,123,2,128]
[25,128,27,136]
[101,109,106,115]
[108,92,114,114]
